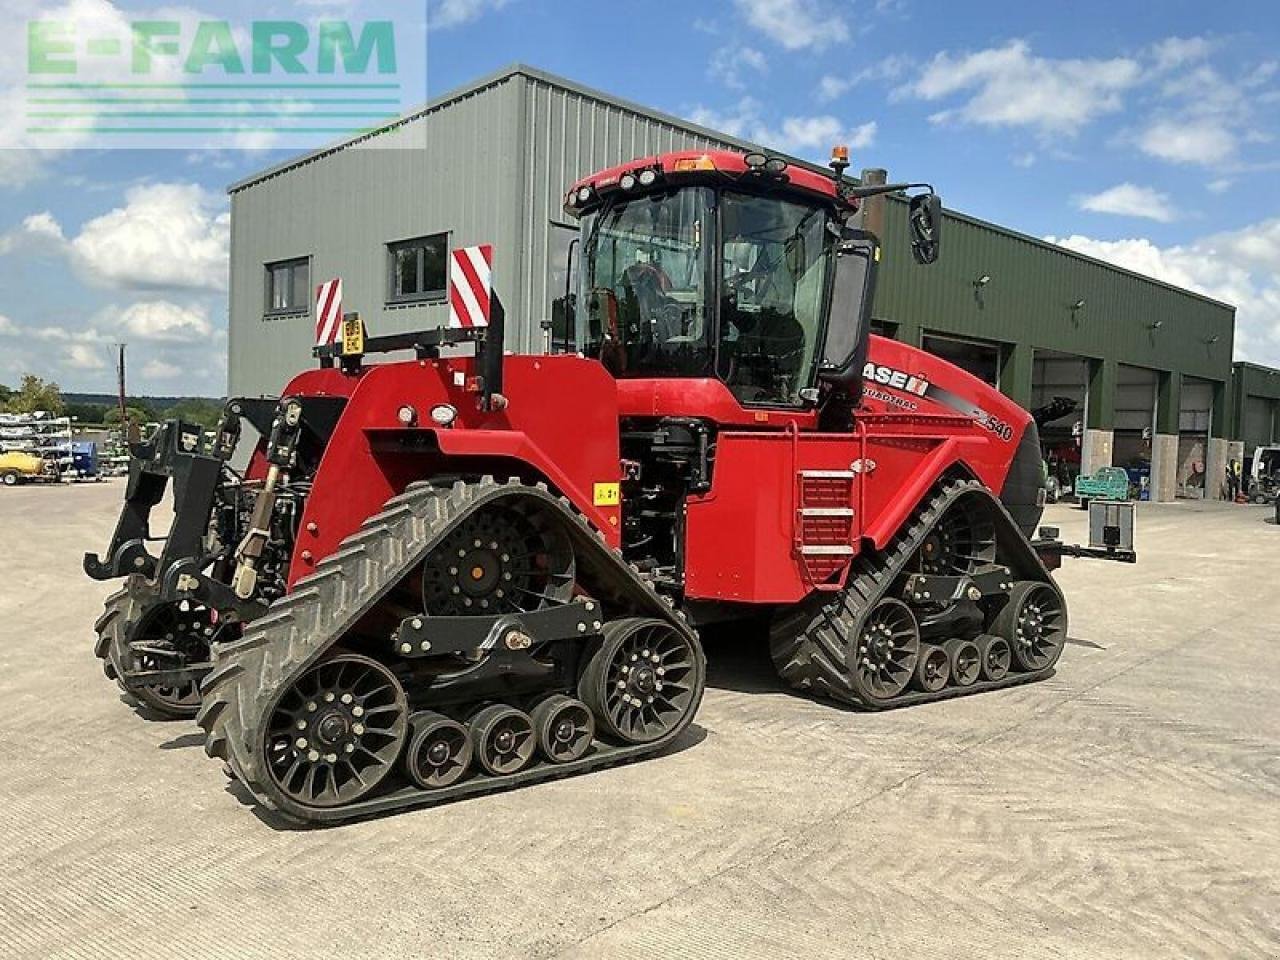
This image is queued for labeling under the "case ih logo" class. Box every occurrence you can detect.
[863,363,930,397]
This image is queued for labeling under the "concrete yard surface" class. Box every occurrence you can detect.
[0,482,1277,959]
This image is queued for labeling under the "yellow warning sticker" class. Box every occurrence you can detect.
[341,314,365,356]
[593,482,621,506]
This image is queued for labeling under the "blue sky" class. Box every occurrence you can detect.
[1,0,1277,396]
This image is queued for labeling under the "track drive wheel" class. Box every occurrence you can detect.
[530,694,594,763]
[264,653,408,809]
[976,634,1012,681]
[944,638,981,687]
[994,581,1067,672]
[851,598,920,704]
[470,705,536,776]
[913,643,950,693]
[578,618,704,746]
[404,711,472,789]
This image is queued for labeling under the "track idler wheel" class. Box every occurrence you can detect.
[470,705,536,776]
[530,695,594,764]
[404,711,472,789]
[264,653,408,808]
[976,634,1012,681]
[944,638,981,687]
[851,598,920,704]
[913,643,950,693]
[579,617,703,745]
[994,581,1067,672]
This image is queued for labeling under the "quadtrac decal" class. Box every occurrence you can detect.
[862,362,1015,442]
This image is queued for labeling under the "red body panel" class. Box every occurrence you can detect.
[275,336,1030,606]
[680,336,1031,604]
[282,356,622,589]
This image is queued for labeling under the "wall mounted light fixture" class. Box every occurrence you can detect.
[973,274,991,287]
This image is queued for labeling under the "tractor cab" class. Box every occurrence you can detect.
[563,149,941,421]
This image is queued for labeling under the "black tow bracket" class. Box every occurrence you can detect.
[901,564,1015,605]
[160,560,268,625]
[392,599,605,660]
[84,419,209,581]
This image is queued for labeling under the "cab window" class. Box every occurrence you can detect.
[717,192,830,405]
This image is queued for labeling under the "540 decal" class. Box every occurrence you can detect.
[863,361,1015,443]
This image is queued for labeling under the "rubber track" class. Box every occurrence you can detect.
[770,478,1066,709]
[196,477,704,825]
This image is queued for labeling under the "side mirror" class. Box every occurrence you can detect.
[818,229,878,385]
[908,193,942,265]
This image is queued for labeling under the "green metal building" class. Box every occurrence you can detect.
[227,64,1253,502]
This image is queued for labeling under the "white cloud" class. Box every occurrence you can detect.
[0,314,15,335]
[688,97,876,155]
[817,75,850,102]
[1012,151,1036,168]
[22,212,64,241]
[430,0,511,29]
[106,301,214,343]
[1207,177,1234,194]
[709,46,769,91]
[733,0,849,51]
[1149,36,1216,73]
[1138,118,1237,165]
[1045,218,1280,364]
[66,342,107,371]
[1078,183,1179,223]
[908,40,1141,136]
[64,183,230,292]
[142,358,182,379]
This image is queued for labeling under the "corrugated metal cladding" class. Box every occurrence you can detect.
[875,200,1236,384]
[229,75,528,395]
[1229,362,1280,448]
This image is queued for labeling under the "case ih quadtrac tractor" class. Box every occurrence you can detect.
[87,148,1123,824]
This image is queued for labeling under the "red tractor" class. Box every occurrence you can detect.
[87,148,1122,824]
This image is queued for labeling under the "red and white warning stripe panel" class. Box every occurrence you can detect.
[315,278,343,346]
[449,244,493,328]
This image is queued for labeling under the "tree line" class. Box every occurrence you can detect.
[1,375,225,429]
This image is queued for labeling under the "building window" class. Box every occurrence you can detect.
[265,257,310,316]
[388,234,448,304]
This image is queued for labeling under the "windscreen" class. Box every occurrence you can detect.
[717,192,831,405]
[577,187,712,377]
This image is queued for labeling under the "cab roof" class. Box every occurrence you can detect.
[564,149,854,218]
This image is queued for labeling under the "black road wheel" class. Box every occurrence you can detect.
[264,653,408,808]
[944,638,981,687]
[913,643,950,693]
[851,598,920,703]
[470,705,536,776]
[578,618,703,745]
[913,499,997,576]
[126,600,218,718]
[530,694,594,764]
[1,471,18,487]
[404,711,472,789]
[995,581,1067,672]
[976,633,1011,681]
[422,502,575,617]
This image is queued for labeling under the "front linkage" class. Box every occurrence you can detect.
[85,396,336,717]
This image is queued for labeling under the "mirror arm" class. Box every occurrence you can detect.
[844,181,934,199]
